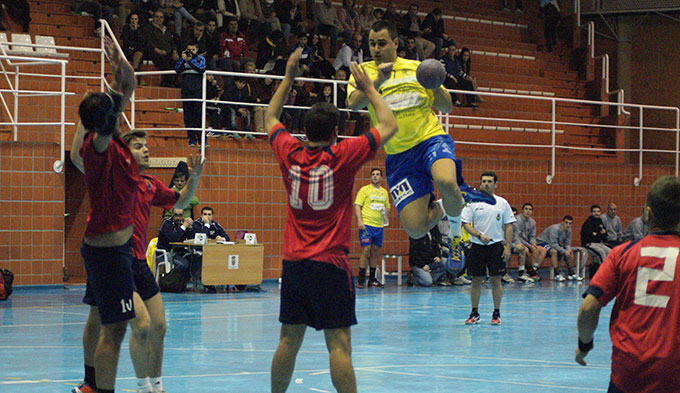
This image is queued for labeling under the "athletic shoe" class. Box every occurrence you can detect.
[491,312,501,325]
[445,237,465,274]
[356,279,365,289]
[528,266,541,281]
[465,312,480,325]
[436,280,451,286]
[555,273,567,282]
[367,279,384,288]
[458,275,472,284]
[450,276,467,285]
[72,383,96,393]
[517,272,534,282]
[406,272,414,287]
[574,275,584,281]
[501,273,515,283]
[459,182,495,205]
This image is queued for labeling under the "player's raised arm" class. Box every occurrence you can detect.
[175,154,205,210]
[265,48,303,133]
[349,62,397,147]
[347,62,393,110]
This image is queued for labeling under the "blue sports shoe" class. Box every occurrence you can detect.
[454,158,495,205]
[445,237,466,274]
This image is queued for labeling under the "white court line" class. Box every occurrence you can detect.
[308,389,331,393]
[35,309,89,316]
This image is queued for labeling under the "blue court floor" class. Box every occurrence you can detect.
[0,278,613,393]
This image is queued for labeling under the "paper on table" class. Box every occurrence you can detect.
[216,241,235,245]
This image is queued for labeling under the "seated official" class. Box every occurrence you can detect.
[158,208,195,252]
[191,206,230,291]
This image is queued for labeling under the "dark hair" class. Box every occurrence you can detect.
[78,92,104,131]
[169,161,190,187]
[371,168,383,176]
[409,3,418,9]
[201,206,214,214]
[480,171,498,183]
[304,102,339,142]
[511,207,517,214]
[646,175,680,230]
[563,215,573,222]
[590,204,601,212]
[371,20,398,40]
[193,21,204,28]
[432,8,442,16]
[185,41,198,49]
[226,16,238,24]
[522,203,533,209]
[121,129,147,145]
[126,12,140,25]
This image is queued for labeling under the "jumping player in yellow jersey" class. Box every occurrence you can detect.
[347,20,495,272]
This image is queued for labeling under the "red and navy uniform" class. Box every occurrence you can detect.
[270,122,380,330]
[131,174,179,261]
[584,231,680,393]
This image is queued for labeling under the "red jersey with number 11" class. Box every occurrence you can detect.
[270,123,380,273]
[586,232,680,393]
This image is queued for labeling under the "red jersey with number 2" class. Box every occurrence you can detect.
[588,232,680,393]
[269,123,380,273]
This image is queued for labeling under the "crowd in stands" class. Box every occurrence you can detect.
[85,0,487,144]
[407,200,649,287]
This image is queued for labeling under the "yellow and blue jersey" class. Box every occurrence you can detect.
[347,57,447,155]
[354,184,390,227]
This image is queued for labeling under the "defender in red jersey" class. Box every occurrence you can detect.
[576,176,680,393]
[266,49,398,393]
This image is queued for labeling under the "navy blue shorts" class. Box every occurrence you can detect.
[81,240,136,325]
[385,134,456,213]
[84,258,160,306]
[358,225,384,248]
[279,260,357,330]
[467,242,506,277]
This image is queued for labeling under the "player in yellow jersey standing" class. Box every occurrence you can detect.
[347,20,494,271]
[354,168,390,288]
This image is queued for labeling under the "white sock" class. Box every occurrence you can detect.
[137,377,152,393]
[150,377,163,392]
[447,215,462,238]
[518,266,526,273]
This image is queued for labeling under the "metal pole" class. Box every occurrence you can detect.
[634,107,643,186]
[200,71,207,158]
[676,109,679,177]
[100,20,105,91]
[546,99,556,184]
[13,66,18,140]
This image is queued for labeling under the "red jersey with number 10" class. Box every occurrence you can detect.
[269,123,380,273]
[587,232,680,393]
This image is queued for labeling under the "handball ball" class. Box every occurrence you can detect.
[416,59,446,89]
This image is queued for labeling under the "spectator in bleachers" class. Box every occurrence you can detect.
[308,33,335,79]
[204,73,222,129]
[181,21,210,58]
[175,42,206,146]
[440,40,461,106]
[121,12,145,83]
[407,226,449,287]
[203,17,221,69]
[72,0,114,35]
[276,0,306,41]
[333,32,363,71]
[238,0,264,44]
[143,11,179,87]
[372,7,384,22]
[286,80,314,131]
[502,0,523,12]
[382,1,400,31]
[260,0,276,30]
[515,202,546,281]
[314,84,333,104]
[399,3,435,59]
[289,31,312,73]
[357,2,376,38]
[337,0,360,48]
[459,47,484,103]
[172,0,201,35]
[211,0,240,27]
[601,202,623,248]
[580,204,612,266]
[156,0,176,24]
[0,0,31,32]
[540,0,560,52]
[256,29,287,74]
[537,215,578,281]
[623,212,648,242]
[402,36,420,60]
[218,17,249,71]
[251,73,275,133]
[221,76,254,138]
[314,0,340,55]
[421,8,448,59]
[264,8,282,36]
[136,0,159,20]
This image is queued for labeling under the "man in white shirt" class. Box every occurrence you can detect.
[333,32,363,71]
[461,171,514,326]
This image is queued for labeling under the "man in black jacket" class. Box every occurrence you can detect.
[580,204,611,266]
[408,226,449,287]
[157,208,194,252]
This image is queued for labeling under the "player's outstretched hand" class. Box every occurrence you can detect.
[349,62,374,93]
[575,348,588,366]
[284,48,304,80]
[188,154,206,179]
[376,62,394,83]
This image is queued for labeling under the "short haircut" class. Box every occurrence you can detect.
[409,3,418,9]
[78,92,104,131]
[432,8,442,16]
[193,21,204,28]
[304,102,339,142]
[563,215,573,222]
[646,175,680,230]
[371,168,383,176]
[226,16,238,24]
[480,171,498,183]
[522,203,533,209]
[371,20,398,40]
[121,129,147,145]
[511,207,517,214]
[201,206,214,214]
[590,204,601,212]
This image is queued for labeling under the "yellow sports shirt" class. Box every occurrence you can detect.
[354,184,390,227]
[347,57,447,155]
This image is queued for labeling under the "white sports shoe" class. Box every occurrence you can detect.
[501,273,515,283]
[518,272,534,282]
[555,273,567,282]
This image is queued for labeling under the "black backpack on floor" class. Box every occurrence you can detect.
[0,269,14,300]
[159,267,190,293]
